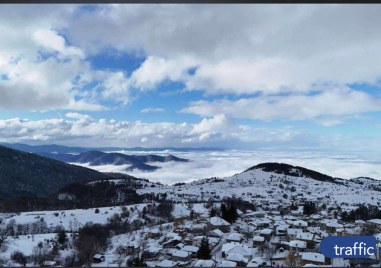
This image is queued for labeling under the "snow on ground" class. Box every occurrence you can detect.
[137,168,381,208]
[0,233,56,259]
[1,204,147,231]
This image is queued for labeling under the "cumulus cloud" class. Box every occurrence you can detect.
[33,29,84,59]
[1,4,381,120]
[65,5,381,96]
[0,113,322,149]
[182,87,381,124]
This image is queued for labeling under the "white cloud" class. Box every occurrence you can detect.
[140,107,165,113]
[190,114,233,135]
[33,29,84,59]
[1,4,381,127]
[65,5,381,96]
[129,56,194,91]
[0,114,319,149]
[182,87,381,124]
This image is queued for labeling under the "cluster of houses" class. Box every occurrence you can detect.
[94,206,381,267]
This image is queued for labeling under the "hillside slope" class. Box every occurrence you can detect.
[137,162,381,208]
[0,145,109,199]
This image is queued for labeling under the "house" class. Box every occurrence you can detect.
[272,249,289,262]
[182,245,199,257]
[252,236,265,246]
[93,254,105,263]
[226,233,243,243]
[209,228,224,238]
[226,253,249,266]
[367,219,381,233]
[42,261,57,267]
[189,223,208,235]
[246,257,270,267]
[326,222,344,233]
[289,240,307,252]
[156,260,177,267]
[287,228,303,240]
[193,259,216,267]
[295,232,316,249]
[293,220,308,230]
[259,228,273,240]
[220,260,237,267]
[276,225,289,236]
[300,252,325,266]
[221,242,252,258]
[207,216,230,233]
[171,250,192,262]
[147,228,162,239]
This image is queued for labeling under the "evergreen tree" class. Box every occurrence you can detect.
[209,207,217,217]
[197,237,211,260]
[221,203,228,221]
[228,201,238,223]
[303,202,317,216]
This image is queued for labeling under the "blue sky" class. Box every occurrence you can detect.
[0,4,381,151]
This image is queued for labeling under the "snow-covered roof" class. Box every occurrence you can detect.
[368,219,381,225]
[209,229,224,237]
[289,240,307,249]
[301,252,325,263]
[259,228,273,235]
[293,220,308,227]
[276,224,289,231]
[172,250,191,258]
[208,216,230,226]
[287,228,303,235]
[222,242,252,256]
[156,260,177,267]
[327,222,343,228]
[193,260,215,267]
[246,257,268,267]
[182,245,199,253]
[226,253,249,263]
[296,232,314,241]
[273,250,289,259]
[220,260,237,267]
[227,233,243,242]
[253,236,265,242]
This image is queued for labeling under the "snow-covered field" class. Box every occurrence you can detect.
[1,205,146,231]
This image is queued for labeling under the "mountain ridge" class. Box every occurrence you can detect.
[36,150,189,172]
[0,145,110,199]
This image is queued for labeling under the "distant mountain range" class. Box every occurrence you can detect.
[0,145,109,199]
[37,151,189,172]
[0,142,190,172]
[0,142,222,154]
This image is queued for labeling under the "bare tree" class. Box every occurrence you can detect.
[0,227,8,251]
[285,251,299,267]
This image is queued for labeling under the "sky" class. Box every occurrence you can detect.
[1,4,381,152]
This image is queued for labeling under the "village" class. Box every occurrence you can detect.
[91,198,381,268]
[1,165,381,267]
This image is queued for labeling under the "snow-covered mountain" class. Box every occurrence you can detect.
[137,162,381,208]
